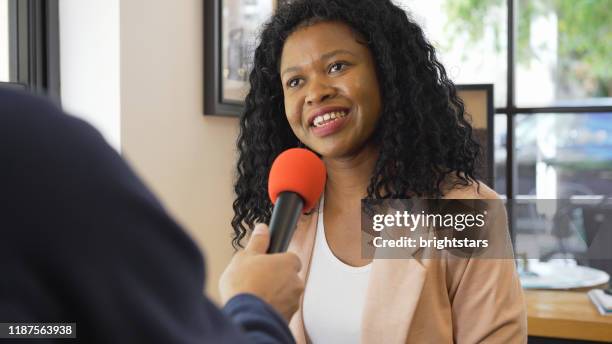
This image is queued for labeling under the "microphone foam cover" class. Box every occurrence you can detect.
[268,148,326,213]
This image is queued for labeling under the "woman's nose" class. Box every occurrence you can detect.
[305,79,336,105]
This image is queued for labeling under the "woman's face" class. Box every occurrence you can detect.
[280,21,382,159]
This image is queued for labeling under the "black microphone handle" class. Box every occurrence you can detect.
[267,191,304,253]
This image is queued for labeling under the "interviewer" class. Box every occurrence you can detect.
[0,88,301,343]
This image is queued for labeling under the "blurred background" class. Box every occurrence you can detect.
[397,0,612,291]
[397,0,612,196]
[1,1,611,341]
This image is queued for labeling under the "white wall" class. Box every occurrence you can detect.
[0,0,9,82]
[60,0,240,302]
[119,0,239,302]
[59,0,121,150]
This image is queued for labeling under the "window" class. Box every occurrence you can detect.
[398,0,612,279]
[397,0,508,107]
[0,0,60,98]
[1,0,9,82]
[397,0,612,199]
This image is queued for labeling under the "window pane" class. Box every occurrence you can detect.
[514,197,612,283]
[396,0,508,108]
[513,113,612,281]
[0,0,9,82]
[515,113,612,197]
[516,0,612,107]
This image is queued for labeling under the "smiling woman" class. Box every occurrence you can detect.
[230,0,527,343]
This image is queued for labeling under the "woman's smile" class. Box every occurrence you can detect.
[309,107,351,137]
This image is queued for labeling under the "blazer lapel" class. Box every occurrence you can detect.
[361,258,428,343]
[287,211,318,281]
[287,210,319,344]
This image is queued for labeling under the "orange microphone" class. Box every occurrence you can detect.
[267,148,326,253]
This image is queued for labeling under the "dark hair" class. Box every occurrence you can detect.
[231,0,481,248]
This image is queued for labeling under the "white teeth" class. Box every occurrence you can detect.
[312,111,348,127]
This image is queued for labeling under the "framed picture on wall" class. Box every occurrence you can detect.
[456,84,495,188]
[204,0,284,116]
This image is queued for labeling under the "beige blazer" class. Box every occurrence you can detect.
[287,185,528,344]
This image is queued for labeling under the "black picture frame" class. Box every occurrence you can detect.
[456,84,495,188]
[204,0,281,117]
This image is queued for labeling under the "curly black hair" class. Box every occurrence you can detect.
[231,0,481,248]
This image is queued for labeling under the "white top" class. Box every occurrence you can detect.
[302,199,372,344]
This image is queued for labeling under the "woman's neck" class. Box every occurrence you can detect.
[323,144,379,203]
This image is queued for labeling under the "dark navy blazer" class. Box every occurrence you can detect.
[0,89,294,343]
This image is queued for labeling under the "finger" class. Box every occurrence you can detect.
[292,275,305,293]
[282,252,302,272]
[244,223,270,254]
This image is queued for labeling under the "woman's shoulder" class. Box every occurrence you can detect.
[440,176,500,200]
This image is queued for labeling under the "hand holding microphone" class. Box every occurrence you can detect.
[220,148,325,321]
[219,223,304,321]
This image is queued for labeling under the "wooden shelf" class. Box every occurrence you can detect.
[526,290,612,342]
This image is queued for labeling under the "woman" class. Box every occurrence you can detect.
[231,0,527,343]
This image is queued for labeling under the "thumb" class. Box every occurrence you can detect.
[245,223,270,254]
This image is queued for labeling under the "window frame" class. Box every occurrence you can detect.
[501,0,612,233]
[1,0,60,102]
[502,0,612,199]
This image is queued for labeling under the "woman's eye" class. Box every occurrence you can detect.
[329,62,347,73]
[287,78,302,88]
